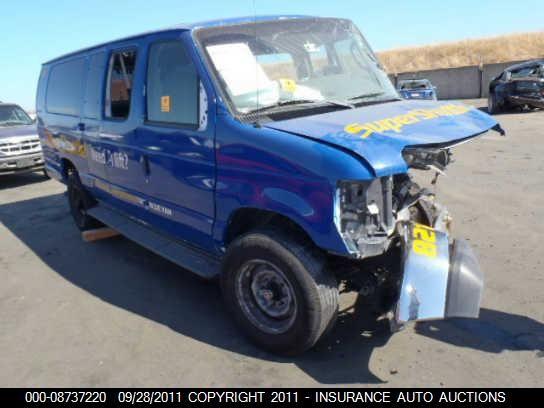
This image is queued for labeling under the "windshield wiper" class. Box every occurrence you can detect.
[246,98,354,115]
[322,99,355,109]
[348,92,387,101]
[348,92,402,107]
[246,99,319,115]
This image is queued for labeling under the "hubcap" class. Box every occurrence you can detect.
[235,260,297,334]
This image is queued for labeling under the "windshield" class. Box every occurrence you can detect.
[0,105,33,126]
[196,18,399,116]
[399,80,431,90]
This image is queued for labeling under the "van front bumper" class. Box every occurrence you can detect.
[393,222,484,327]
[0,152,44,175]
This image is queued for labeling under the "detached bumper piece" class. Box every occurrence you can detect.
[445,239,484,318]
[393,223,484,328]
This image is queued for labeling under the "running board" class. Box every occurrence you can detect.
[87,205,221,279]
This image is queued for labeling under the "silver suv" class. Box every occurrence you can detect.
[0,103,45,176]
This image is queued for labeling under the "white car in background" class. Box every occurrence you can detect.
[0,103,46,176]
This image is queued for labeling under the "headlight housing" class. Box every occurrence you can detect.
[402,147,451,171]
[334,177,394,257]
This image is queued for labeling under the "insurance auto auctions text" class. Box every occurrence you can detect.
[187,390,507,404]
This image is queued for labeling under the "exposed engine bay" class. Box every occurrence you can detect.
[336,145,454,260]
[333,145,472,323]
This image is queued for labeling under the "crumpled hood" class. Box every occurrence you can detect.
[0,124,38,140]
[265,100,499,176]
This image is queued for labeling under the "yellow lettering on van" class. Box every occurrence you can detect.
[343,104,473,139]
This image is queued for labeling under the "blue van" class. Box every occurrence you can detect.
[37,16,504,355]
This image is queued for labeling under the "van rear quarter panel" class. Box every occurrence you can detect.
[36,66,60,175]
[37,56,90,180]
[213,112,373,254]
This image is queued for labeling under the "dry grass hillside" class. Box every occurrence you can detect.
[377,31,544,73]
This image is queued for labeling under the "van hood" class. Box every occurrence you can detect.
[264,100,500,176]
[0,124,38,140]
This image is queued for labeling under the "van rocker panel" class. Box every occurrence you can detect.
[87,204,220,279]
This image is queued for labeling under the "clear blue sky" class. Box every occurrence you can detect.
[1,0,542,110]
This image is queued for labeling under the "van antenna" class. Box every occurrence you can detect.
[253,0,259,116]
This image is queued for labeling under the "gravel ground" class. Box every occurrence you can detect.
[0,100,542,387]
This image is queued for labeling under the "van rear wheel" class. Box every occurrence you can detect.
[221,229,338,355]
[67,170,100,231]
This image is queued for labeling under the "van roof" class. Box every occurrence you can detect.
[43,14,317,65]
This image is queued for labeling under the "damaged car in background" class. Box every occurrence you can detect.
[488,59,544,113]
[38,15,505,355]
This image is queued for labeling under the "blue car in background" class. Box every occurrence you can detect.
[398,79,438,100]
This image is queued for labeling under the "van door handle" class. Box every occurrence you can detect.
[140,154,150,176]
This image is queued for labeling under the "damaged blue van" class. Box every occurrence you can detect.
[37,16,504,355]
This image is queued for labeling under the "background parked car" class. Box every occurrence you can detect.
[397,79,437,100]
[488,59,544,114]
[0,103,46,177]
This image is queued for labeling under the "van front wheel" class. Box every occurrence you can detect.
[221,229,338,355]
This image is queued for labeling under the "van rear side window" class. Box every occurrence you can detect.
[83,52,106,119]
[46,58,85,116]
[105,50,136,119]
[146,41,198,126]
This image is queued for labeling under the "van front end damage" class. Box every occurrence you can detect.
[267,100,503,331]
[336,194,485,330]
[334,169,485,330]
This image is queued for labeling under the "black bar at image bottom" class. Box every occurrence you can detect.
[0,388,542,406]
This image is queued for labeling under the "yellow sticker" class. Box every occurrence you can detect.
[412,223,437,258]
[278,78,297,93]
[161,95,171,113]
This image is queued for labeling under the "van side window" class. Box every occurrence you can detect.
[46,58,85,116]
[105,50,137,119]
[146,41,198,126]
[83,52,106,119]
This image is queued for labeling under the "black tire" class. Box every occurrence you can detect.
[488,92,500,114]
[67,169,100,231]
[221,229,338,355]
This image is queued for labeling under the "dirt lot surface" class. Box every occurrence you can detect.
[1,100,542,387]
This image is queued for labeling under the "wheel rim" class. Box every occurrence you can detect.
[235,260,297,334]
